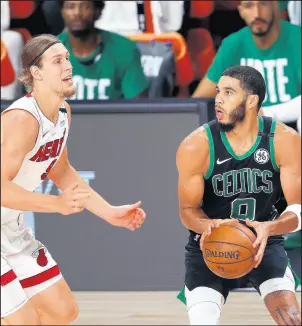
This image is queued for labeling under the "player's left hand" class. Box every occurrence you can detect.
[245,219,270,268]
[108,201,146,231]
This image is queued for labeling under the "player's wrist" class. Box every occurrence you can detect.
[43,194,60,213]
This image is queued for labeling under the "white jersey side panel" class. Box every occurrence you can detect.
[1,94,69,254]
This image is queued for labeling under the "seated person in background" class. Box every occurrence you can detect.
[1,0,24,100]
[58,0,148,100]
[192,0,301,134]
[95,1,184,35]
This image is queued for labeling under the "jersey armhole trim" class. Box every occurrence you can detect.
[204,123,215,180]
[269,118,280,172]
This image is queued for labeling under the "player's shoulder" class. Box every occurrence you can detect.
[274,121,301,152]
[274,121,300,140]
[2,96,39,140]
[177,125,210,158]
[2,94,38,123]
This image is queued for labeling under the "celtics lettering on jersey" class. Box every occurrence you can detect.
[212,167,273,198]
[201,117,281,223]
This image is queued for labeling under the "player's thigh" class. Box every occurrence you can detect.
[5,239,78,323]
[184,247,227,325]
[30,277,79,324]
[1,256,40,325]
[249,239,301,324]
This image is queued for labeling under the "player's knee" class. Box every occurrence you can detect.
[188,301,221,325]
[185,286,223,325]
[59,300,79,324]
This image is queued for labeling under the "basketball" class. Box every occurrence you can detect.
[202,222,257,279]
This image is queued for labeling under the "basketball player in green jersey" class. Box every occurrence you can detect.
[58,0,148,100]
[177,66,301,325]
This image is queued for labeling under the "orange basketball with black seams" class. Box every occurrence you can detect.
[202,222,257,279]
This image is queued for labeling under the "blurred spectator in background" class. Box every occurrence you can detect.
[1,0,24,99]
[41,0,65,35]
[58,0,148,100]
[288,0,301,26]
[193,0,301,134]
[95,1,184,35]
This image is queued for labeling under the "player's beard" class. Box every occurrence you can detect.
[218,99,246,133]
[63,86,76,98]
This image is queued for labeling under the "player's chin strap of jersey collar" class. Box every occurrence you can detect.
[282,204,302,233]
[28,40,62,68]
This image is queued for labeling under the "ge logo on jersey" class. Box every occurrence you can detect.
[254,148,270,164]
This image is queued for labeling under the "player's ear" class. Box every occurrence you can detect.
[30,66,43,81]
[247,94,259,110]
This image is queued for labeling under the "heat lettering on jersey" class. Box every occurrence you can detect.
[30,129,66,162]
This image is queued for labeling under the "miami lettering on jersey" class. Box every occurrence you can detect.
[212,168,273,197]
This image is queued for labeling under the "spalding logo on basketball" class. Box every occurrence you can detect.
[254,148,270,164]
[32,243,48,267]
[202,223,257,279]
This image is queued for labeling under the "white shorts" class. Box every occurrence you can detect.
[1,239,62,318]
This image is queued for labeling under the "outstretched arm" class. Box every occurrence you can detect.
[48,146,145,230]
[48,102,145,230]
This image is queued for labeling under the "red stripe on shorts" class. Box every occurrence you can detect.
[20,265,60,288]
[1,270,17,287]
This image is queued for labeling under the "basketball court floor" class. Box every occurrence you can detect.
[72,290,301,325]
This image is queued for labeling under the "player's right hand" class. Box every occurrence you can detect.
[57,183,91,215]
[199,218,239,250]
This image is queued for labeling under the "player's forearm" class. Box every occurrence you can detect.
[52,165,115,220]
[180,207,210,234]
[1,180,58,212]
[267,211,300,236]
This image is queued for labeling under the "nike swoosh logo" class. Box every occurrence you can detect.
[43,131,49,137]
[217,158,232,165]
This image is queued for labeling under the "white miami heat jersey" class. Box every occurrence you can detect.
[1,94,69,254]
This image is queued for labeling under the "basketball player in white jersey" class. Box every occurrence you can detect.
[1,34,146,325]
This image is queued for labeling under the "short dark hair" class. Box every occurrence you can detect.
[58,0,105,11]
[221,66,266,110]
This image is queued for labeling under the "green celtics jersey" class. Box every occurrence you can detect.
[206,20,301,107]
[58,29,148,100]
[197,116,281,224]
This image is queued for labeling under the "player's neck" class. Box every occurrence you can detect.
[225,115,259,145]
[68,29,101,58]
[252,20,281,50]
[31,89,63,124]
